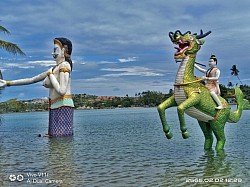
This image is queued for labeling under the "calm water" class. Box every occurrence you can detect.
[0,107,249,187]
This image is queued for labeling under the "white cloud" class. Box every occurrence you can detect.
[118,57,138,63]
[82,77,108,82]
[1,0,250,100]
[5,63,34,69]
[18,92,25,98]
[101,66,164,77]
[0,68,7,72]
[71,76,173,97]
[27,60,55,67]
[79,60,116,65]
[99,61,117,64]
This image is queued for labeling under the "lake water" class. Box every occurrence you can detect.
[0,107,249,187]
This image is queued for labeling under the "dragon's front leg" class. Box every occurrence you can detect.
[177,93,200,139]
[157,95,177,139]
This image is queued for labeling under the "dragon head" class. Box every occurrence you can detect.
[169,30,211,59]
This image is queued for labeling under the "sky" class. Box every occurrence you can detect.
[0,0,249,101]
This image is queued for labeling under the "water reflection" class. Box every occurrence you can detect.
[199,150,231,178]
[164,150,234,187]
[46,137,76,186]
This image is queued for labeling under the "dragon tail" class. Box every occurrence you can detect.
[228,86,249,123]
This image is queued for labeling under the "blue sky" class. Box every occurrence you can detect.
[0,0,249,101]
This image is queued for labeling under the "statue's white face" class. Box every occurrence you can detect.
[52,43,64,62]
[208,59,216,68]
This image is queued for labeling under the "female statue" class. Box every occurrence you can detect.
[0,38,74,137]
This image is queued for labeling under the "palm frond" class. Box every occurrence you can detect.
[0,40,25,55]
[230,64,243,85]
[0,25,10,34]
[230,65,239,76]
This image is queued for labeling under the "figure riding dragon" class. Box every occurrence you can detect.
[157,30,249,151]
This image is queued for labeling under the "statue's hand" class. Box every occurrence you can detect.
[47,67,53,76]
[0,79,7,88]
[201,76,208,80]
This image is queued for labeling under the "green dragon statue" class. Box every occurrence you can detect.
[157,30,249,151]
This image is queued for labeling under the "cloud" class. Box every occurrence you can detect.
[82,77,108,82]
[113,88,120,92]
[1,0,250,101]
[0,68,7,72]
[118,57,138,63]
[101,66,164,77]
[4,63,34,69]
[98,61,117,64]
[71,76,173,97]
[18,92,25,98]
[27,60,55,67]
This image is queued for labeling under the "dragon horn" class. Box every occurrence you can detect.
[173,30,183,40]
[169,32,174,41]
[183,31,191,35]
[196,30,212,39]
[169,30,182,41]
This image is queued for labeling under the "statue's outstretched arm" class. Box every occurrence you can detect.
[194,64,207,73]
[0,71,47,87]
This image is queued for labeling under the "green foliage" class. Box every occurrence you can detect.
[240,84,250,101]
[71,91,172,109]
[0,99,48,113]
[1,85,250,113]
[219,84,228,98]
[0,24,25,55]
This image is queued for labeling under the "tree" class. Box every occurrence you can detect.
[219,84,228,99]
[0,24,25,55]
[227,81,234,88]
[230,65,243,85]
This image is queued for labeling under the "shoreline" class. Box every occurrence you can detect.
[0,106,153,115]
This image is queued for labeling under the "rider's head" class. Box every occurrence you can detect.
[209,54,217,67]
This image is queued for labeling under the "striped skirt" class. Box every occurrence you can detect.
[48,106,74,137]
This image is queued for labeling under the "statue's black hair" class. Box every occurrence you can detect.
[55,37,73,69]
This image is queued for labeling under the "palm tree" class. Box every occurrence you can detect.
[0,24,25,55]
[230,65,243,85]
[227,81,233,88]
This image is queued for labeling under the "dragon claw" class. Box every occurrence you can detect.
[165,131,173,139]
[182,131,190,139]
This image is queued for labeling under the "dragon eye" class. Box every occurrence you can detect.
[189,36,194,41]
